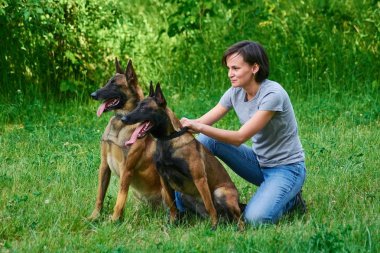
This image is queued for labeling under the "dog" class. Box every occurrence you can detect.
[88,59,162,221]
[121,83,244,230]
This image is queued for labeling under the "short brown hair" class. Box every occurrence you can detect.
[222,41,270,83]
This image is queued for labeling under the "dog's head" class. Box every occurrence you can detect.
[91,58,142,117]
[121,82,169,142]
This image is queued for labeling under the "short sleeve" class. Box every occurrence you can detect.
[258,91,284,112]
[219,87,233,109]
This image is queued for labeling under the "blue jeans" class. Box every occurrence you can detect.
[176,134,306,226]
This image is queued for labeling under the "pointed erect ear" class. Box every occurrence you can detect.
[125,59,137,85]
[154,83,166,108]
[149,81,154,97]
[115,58,123,74]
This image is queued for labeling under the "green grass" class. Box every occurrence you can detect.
[0,89,379,252]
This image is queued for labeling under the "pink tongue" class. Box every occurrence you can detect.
[97,103,107,117]
[125,123,146,146]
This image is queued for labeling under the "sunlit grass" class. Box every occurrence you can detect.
[1,89,379,252]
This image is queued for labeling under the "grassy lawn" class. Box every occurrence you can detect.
[0,90,379,252]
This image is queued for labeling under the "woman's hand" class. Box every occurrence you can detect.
[180,117,202,133]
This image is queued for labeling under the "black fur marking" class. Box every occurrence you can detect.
[154,141,193,191]
[91,73,142,112]
[91,77,128,111]
[213,195,236,221]
[121,98,173,139]
[156,127,189,141]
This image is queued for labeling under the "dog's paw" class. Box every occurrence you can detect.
[210,224,218,231]
[110,213,124,223]
[88,210,101,221]
[237,221,245,232]
[166,214,179,226]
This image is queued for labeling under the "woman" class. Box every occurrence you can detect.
[180,41,306,226]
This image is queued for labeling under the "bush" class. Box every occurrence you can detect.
[0,0,123,99]
[0,0,378,101]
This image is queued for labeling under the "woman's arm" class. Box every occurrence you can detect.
[191,103,229,125]
[181,110,275,146]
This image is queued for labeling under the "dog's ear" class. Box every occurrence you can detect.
[115,58,123,74]
[154,83,166,108]
[125,60,137,85]
[149,81,154,97]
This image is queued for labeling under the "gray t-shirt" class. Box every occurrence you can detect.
[219,79,305,167]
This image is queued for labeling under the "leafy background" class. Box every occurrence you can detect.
[1,0,378,101]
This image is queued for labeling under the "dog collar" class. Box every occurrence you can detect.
[157,127,189,141]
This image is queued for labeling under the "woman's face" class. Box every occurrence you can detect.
[226,53,257,88]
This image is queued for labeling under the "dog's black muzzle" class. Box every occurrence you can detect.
[121,114,142,125]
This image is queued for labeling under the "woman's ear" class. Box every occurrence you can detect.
[252,64,259,75]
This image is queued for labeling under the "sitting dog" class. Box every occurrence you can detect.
[88,59,162,221]
[121,83,244,230]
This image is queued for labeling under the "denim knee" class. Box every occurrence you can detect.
[244,207,278,226]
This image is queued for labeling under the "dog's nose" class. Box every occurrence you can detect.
[121,115,129,123]
[90,92,98,100]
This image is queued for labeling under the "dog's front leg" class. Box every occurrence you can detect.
[111,167,133,221]
[160,178,177,224]
[89,148,111,221]
[193,176,218,230]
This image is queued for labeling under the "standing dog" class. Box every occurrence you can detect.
[88,59,162,221]
[121,83,244,230]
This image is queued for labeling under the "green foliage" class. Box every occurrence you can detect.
[1,0,379,101]
[157,0,380,98]
[0,0,124,98]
